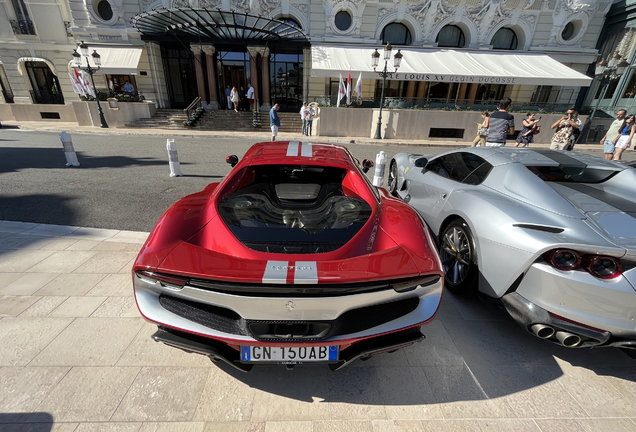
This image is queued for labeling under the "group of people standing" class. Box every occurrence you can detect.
[299,102,316,136]
[225,84,255,112]
[601,109,635,161]
[471,97,608,154]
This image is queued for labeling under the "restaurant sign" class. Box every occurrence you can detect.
[387,73,517,84]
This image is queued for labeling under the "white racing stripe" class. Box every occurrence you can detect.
[301,142,313,157]
[263,261,289,284]
[286,141,299,156]
[294,261,318,284]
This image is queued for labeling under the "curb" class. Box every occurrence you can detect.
[2,122,606,150]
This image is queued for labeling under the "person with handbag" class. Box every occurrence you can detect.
[515,113,541,147]
[471,111,490,147]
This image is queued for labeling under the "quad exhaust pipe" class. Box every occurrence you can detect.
[556,331,582,347]
[531,324,555,339]
[530,324,582,347]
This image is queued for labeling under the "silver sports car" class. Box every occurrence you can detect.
[388,147,636,354]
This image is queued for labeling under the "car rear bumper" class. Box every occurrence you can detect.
[151,326,426,372]
[501,291,636,350]
[134,271,442,344]
[512,262,636,341]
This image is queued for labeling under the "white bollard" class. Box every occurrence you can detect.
[372,151,387,187]
[59,131,80,167]
[166,138,183,177]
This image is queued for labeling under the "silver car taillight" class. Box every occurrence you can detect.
[544,249,581,270]
[544,249,622,280]
[583,256,622,280]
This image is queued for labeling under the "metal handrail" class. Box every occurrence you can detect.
[184,97,201,121]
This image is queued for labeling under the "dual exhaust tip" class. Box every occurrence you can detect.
[530,323,582,347]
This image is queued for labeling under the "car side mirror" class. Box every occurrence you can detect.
[414,157,428,168]
[362,159,374,173]
[226,155,239,168]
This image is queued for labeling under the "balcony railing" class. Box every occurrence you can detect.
[1,89,14,104]
[10,19,36,35]
[313,96,576,113]
[29,90,64,105]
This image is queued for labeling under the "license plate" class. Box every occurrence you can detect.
[240,345,339,362]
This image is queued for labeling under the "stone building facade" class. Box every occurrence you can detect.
[0,0,613,121]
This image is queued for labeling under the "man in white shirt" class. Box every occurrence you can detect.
[300,102,308,136]
[246,83,254,111]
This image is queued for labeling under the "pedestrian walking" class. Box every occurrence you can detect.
[471,111,489,147]
[225,85,232,110]
[613,114,635,161]
[486,97,515,147]
[550,109,580,150]
[270,103,280,141]
[300,102,308,135]
[600,109,626,159]
[515,112,540,147]
[231,86,240,112]
[305,104,315,136]
[247,83,255,111]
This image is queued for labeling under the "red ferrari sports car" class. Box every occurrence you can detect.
[133,141,443,371]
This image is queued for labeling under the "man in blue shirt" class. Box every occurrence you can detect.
[486,97,515,147]
[270,104,280,141]
[225,85,231,110]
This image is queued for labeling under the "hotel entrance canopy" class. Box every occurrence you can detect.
[311,45,593,87]
[132,9,309,47]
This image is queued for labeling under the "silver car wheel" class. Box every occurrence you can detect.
[439,222,476,292]
[388,162,398,196]
[441,227,470,284]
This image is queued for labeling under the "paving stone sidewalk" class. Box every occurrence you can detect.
[1,220,635,432]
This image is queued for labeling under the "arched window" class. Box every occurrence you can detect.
[491,28,518,50]
[381,23,412,45]
[436,25,465,48]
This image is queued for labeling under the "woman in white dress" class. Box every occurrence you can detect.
[231,86,240,112]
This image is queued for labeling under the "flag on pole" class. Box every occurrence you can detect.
[337,73,346,107]
[79,70,95,97]
[68,72,84,95]
[346,70,351,105]
[354,72,363,103]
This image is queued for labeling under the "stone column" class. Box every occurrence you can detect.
[247,46,261,109]
[202,45,219,110]
[191,47,208,105]
[261,47,271,112]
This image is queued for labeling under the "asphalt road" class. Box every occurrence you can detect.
[1,129,635,231]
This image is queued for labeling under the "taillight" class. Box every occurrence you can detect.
[583,256,622,279]
[137,271,187,289]
[543,249,622,280]
[544,249,581,270]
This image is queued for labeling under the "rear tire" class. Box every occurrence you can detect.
[388,161,399,197]
[439,219,478,297]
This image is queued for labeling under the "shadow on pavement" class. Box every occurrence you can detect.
[0,413,53,431]
[214,291,636,405]
[0,195,76,231]
[0,147,176,173]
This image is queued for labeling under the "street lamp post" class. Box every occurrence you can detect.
[372,42,403,140]
[72,41,108,128]
[582,52,628,142]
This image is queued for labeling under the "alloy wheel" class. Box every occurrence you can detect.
[440,226,472,285]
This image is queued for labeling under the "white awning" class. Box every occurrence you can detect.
[92,47,143,75]
[311,45,593,87]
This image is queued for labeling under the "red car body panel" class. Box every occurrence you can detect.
[132,142,443,369]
